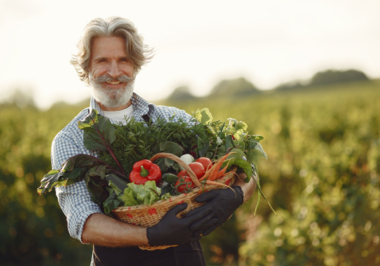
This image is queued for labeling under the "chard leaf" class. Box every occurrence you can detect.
[41,169,60,180]
[88,178,107,205]
[37,154,123,205]
[78,109,124,175]
[75,155,100,168]
[63,159,76,172]
[88,165,106,178]
[78,109,116,151]
[63,167,86,180]
[37,170,64,194]
[103,190,123,215]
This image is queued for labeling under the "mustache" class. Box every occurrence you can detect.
[94,75,135,83]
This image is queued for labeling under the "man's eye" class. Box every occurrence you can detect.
[121,58,128,62]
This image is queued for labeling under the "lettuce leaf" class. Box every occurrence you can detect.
[118,181,170,207]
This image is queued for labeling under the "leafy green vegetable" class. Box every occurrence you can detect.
[118,188,138,207]
[38,107,271,215]
[193,108,213,125]
[193,108,273,214]
[37,154,127,211]
[78,109,125,175]
[160,182,174,196]
[117,181,169,208]
[154,141,184,172]
[192,108,267,166]
[103,189,123,215]
[105,174,128,195]
[160,192,171,200]
[99,116,207,175]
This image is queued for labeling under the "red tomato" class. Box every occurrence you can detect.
[188,162,205,179]
[196,157,213,171]
[175,175,194,193]
[177,170,188,178]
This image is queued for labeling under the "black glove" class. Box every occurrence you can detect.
[187,186,244,236]
[147,203,214,246]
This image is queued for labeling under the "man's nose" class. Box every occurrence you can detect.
[108,60,122,78]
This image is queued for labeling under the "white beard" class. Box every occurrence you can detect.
[89,76,135,109]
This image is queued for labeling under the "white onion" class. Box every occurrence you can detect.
[179,154,195,170]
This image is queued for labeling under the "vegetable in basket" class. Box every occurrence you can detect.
[174,171,195,193]
[38,107,274,217]
[195,157,213,171]
[129,159,162,185]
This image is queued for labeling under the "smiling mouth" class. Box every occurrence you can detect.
[106,81,122,85]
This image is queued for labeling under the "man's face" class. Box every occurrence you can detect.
[89,36,135,109]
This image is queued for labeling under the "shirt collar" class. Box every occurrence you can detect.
[89,92,153,121]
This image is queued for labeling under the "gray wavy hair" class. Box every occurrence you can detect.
[71,17,153,84]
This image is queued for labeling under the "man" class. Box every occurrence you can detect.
[53,17,256,266]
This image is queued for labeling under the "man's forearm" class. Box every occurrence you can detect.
[82,213,149,247]
[234,173,257,203]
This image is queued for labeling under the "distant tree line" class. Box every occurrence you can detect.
[275,69,369,91]
[166,69,370,102]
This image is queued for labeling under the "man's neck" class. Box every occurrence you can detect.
[98,100,132,112]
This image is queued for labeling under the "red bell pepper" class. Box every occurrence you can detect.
[129,159,162,185]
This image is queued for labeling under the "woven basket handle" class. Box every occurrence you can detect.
[150,153,202,189]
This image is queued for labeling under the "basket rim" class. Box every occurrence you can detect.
[112,171,236,213]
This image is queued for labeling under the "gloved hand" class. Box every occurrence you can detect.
[187,186,244,236]
[147,203,214,246]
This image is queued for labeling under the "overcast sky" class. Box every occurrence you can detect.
[1,0,379,109]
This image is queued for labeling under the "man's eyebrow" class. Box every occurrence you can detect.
[93,56,129,62]
[94,57,107,63]
[119,56,129,61]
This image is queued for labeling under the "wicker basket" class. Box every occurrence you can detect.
[112,152,236,251]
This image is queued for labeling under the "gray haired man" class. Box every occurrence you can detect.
[53,17,256,266]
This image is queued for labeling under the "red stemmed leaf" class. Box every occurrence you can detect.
[78,108,125,175]
[37,154,126,205]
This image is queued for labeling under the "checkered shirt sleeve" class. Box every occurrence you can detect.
[52,118,102,243]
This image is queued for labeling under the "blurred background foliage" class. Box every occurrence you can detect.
[0,69,379,265]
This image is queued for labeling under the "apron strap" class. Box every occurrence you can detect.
[142,114,152,125]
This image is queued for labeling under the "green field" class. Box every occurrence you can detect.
[1,80,379,265]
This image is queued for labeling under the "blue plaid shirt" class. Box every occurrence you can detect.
[52,93,193,244]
